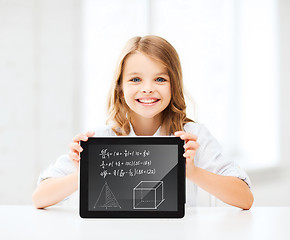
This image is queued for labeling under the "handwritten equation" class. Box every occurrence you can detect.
[100,160,152,169]
[99,168,156,179]
[99,148,150,159]
[97,148,155,178]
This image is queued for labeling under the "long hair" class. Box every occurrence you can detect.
[106,35,194,135]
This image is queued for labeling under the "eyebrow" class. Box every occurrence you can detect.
[126,72,169,76]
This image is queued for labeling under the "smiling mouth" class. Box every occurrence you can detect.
[136,98,160,104]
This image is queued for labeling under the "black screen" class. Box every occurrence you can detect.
[88,144,178,211]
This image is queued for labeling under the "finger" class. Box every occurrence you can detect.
[69,142,83,153]
[85,131,95,137]
[69,152,80,161]
[174,131,185,137]
[184,141,200,150]
[73,134,88,143]
[70,148,78,155]
[183,150,196,161]
[179,132,197,142]
[175,131,189,143]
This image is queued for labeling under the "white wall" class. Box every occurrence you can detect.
[0,0,289,206]
[216,0,290,207]
[0,0,81,204]
[279,0,290,169]
[235,0,290,207]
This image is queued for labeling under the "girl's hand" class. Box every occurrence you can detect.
[174,131,199,177]
[69,131,95,170]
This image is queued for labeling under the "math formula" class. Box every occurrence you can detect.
[99,149,150,159]
[97,148,156,179]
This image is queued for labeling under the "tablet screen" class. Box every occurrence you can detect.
[88,144,178,211]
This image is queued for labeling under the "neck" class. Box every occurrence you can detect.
[130,114,162,136]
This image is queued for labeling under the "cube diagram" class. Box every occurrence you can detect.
[133,181,164,209]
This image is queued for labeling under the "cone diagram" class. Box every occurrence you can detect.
[93,181,121,209]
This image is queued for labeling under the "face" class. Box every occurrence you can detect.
[121,52,171,121]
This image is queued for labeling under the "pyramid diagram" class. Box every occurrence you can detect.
[93,181,121,209]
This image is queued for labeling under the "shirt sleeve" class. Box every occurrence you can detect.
[184,123,252,188]
[37,154,76,185]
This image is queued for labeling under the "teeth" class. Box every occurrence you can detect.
[139,99,158,103]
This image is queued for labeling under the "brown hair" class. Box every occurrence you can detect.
[106,35,194,135]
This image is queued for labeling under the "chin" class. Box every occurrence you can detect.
[136,112,161,120]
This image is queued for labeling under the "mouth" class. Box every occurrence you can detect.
[136,98,160,105]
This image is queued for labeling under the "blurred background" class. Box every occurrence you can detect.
[0,0,289,206]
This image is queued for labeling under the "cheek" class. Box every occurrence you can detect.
[122,86,136,103]
[163,86,171,103]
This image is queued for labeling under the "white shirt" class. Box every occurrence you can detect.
[38,122,251,207]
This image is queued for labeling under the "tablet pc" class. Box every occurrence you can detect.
[79,136,185,218]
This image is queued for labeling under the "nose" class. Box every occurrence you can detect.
[142,89,153,94]
[141,81,154,94]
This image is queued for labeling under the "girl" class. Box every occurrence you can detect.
[32,35,254,210]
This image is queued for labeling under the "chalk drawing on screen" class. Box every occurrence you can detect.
[93,181,121,209]
[133,181,165,209]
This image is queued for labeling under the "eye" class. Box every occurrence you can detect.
[130,77,141,82]
[156,77,166,83]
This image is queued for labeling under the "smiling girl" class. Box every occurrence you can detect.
[32,35,254,210]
